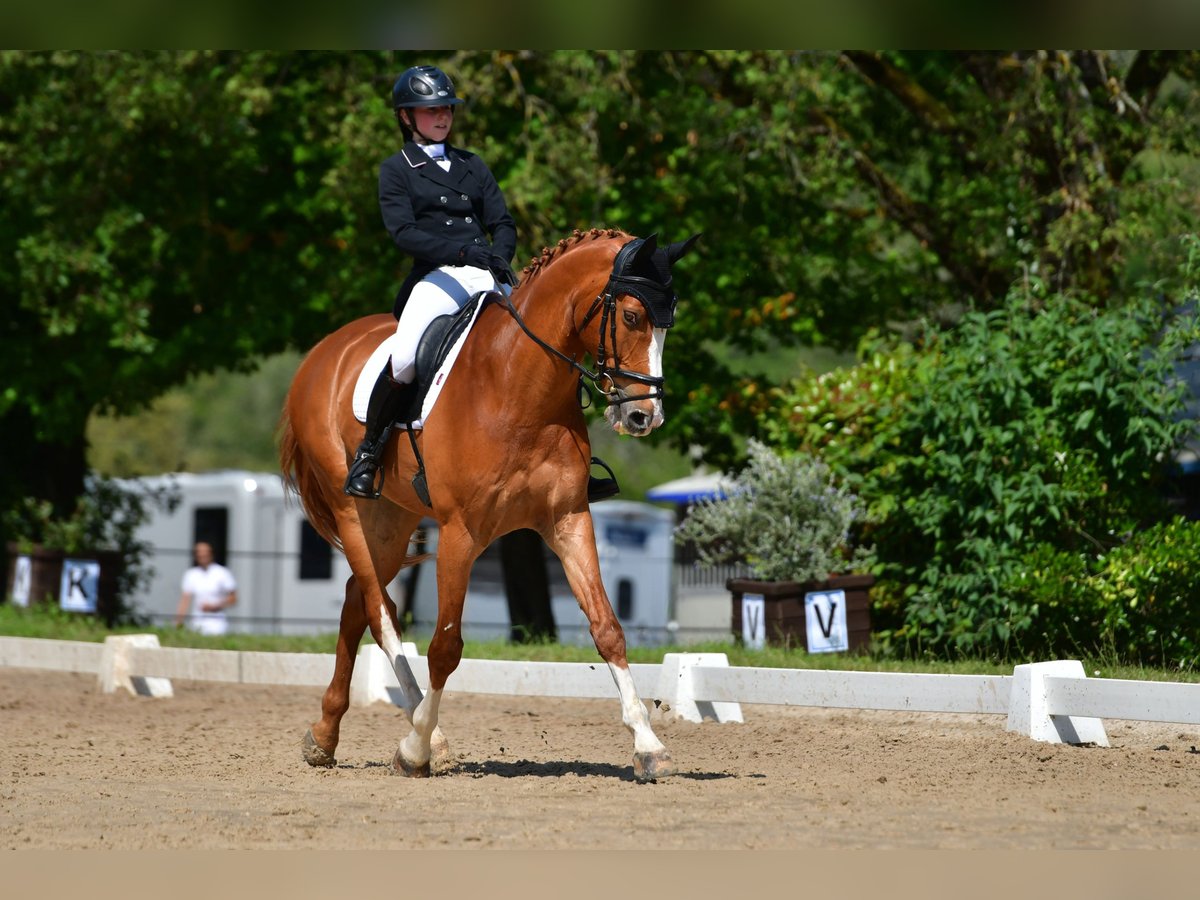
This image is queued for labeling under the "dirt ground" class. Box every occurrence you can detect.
[2,666,1198,850]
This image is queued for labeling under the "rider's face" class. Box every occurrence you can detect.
[410,105,454,142]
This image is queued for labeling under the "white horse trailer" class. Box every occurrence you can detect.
[122,471,398,635]
[124,473,676,643]
[407,500,676,647]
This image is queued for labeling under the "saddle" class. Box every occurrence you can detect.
[393,292,488,426]
[374,289,620,507]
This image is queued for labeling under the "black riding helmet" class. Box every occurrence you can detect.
[392,66,465,109]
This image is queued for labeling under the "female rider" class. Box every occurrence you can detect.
[344,64,517,498]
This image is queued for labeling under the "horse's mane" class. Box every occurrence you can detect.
[519,227,628,283]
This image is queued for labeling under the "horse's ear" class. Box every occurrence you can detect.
[666,232,701,264]
[632,233,658,268]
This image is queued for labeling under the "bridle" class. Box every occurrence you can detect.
[493,245,672,408]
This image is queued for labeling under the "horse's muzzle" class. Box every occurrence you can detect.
[606,395,662,436]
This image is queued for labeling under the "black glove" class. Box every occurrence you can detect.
[458,244,492,269]
[489,253,519,287]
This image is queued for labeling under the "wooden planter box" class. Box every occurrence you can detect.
[728,574,874,652]
[5,542,123,626]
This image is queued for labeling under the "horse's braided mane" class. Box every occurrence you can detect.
[519,227,626,282]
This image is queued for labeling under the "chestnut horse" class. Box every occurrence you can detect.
[278,227,698,781]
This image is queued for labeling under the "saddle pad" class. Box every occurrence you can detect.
[352,297,490,428]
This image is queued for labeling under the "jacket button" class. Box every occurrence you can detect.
[440,196,447,203]
[465,216,473,223]
[460,193,468,200]
[445,219,453,226]
[474,237,484,244]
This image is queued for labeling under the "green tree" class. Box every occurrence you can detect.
[1,51,393,519]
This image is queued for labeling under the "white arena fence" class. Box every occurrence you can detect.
[2,635,1199,748]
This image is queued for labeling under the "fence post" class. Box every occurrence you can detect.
[96,634,174,698]
[1005,660,1109,746]
[652,652,743,724]
[350,641,420,707]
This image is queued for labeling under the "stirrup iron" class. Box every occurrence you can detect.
[587,456,620,503]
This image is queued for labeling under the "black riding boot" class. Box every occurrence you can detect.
[587,456,620,503]
[343,367,410,499]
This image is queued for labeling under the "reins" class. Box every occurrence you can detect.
[493,276,665,408]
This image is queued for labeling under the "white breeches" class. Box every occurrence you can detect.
[391,265,506,383]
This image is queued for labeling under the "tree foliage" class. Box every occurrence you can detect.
[1,51,397,515]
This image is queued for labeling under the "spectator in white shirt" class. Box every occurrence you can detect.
[174,541,237,636]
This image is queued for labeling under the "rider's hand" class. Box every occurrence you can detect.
[458,244,492,269]
[489,254,519,287]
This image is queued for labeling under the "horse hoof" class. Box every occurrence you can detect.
[302,729,337,768]
[430,729,453,772]
[633,749,675,782]
[391,747,432,778]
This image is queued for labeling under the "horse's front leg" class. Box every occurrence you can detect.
[392,520,475,777]
[546,511,674,782]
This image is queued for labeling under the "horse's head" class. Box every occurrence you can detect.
[584,232,701,436]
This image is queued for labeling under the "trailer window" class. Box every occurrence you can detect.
[299,520,333,580]
[193,506,229,565]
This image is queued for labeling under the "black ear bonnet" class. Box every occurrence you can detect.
[609,234,679,328]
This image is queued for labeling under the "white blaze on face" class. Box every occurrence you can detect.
[648,328,666,428]
[605,325,668,434]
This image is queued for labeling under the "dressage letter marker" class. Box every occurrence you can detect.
[742,594,765,650]
[60,559,100,613]
[11,555,31,607]
[804,589,848,653]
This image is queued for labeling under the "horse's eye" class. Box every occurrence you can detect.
[622,308,640,328]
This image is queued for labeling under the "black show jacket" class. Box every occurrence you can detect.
[379,141,517,317]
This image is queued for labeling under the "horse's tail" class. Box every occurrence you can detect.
[278,407,344,553]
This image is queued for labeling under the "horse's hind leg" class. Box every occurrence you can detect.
[305,502,450,771]
[546,511,674,782]
[303,575,368,767]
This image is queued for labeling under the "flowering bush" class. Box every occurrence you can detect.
[675,439,873,583]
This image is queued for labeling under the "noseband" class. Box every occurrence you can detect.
[495,247,673,408]
[575,281,664,406]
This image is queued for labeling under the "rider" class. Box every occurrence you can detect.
[344,64,619,504]
[343,64,516,499]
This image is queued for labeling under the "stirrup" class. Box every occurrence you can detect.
[344,449,384,499]
[587,456,620,503]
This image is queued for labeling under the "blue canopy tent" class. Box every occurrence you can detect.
[644,472,734,505]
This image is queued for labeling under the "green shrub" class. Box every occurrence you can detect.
[760,287,1200,660]
[759,333,931,524]
[882,292,1198,657]
[1089,517,1200,668]
[675,439,873,583]
[1002,518,1200,668]
[1002,544,1106,658]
